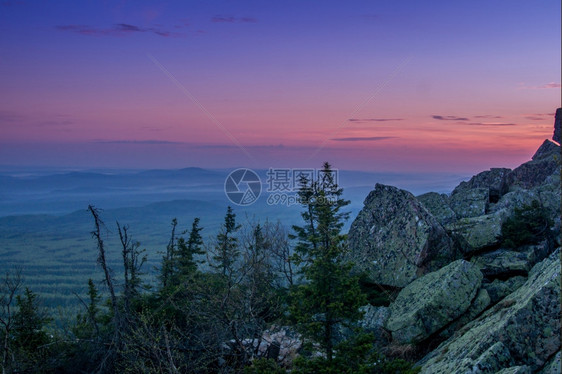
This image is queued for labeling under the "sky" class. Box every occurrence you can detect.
[0,0,560,173]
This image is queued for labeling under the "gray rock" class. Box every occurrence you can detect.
[417,192,457,225]
[385,260,482,344]
[439,288,490,339]
[482,276,526,304]
[471,341,516,372]
[450,187,489,218]
[554,107,561,144]
[471,244,550,278]
[358,305,390,348]
[419,249,561,373]
[506,146,560,189]
[496,366,532,374]
[539,351,561,374]
[533,139,561,160]
[446,212,504,254]
[536,173,562,218]
[348,184,457,288]
[452,168,511,203]
[490,189,540,215]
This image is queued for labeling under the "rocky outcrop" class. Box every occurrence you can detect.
[385,260,482,344]
[345,110,561,373]
[416,192,456,225]
[450,187,489,218]
[419,249,561,373]
[358,305,390,348]
[452,168,511,203]
[496,367,532,374]
[472,248,532,277]
[439,288,490,339]
[482,276,526,304]
[446,212,504,254]
[471,241,550,278]
[348,184,457,288]
[554,107,561,144]
[506,145,560,189]
[539,351,560,374]
[533,139,560,160]
[489,189,540,215]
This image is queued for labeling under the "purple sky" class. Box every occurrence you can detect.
[0,0,560,173]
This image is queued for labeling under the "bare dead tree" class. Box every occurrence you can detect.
[161,218,178,289]
[266,221,294,287]
[117,222,147,335]
[88,205,122,373]
[88,205,118,318]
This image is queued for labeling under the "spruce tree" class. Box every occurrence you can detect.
[173,217,204,285]
[212,206,241,280]
[289,162,367,366]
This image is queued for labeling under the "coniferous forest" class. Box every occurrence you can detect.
[1,163,419,374]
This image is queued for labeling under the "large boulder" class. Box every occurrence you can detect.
[417,192,457,225]
[489,189,540,215]
[439,288,490,339]
[358,305,390,348]
[506,145,560,189]
[533,139,560,161]
[348,184,457,288]
[554,107,561,144]
[482,276,526,304]
[450,187,489,218]
[452,168,511,203]
[471,242,550,278]
[539,351,560,374]
[385,260,482,344]
[419,249,561,373]
[496,367,532,374]
[446,212,504,254]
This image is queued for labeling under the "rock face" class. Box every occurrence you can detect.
[439,288,490,339]
[539,351,560,374]
[471,241,550,278]
[419,249,561,373]
[453,168,511,203]
[449,187,489,218]
[533,139,560,160]
[385,260,482,344]
[345,110,561,373]
[489,189,540,215]
[496,366,532,374]
[416,192,456,226]
[348,184,457,287]
[446,212,504,254]
[482,276,526,304]
[554,107,561,144]
[358,305,390,348]
[506,145,560,189]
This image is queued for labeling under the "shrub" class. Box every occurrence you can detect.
[501,200,553,249]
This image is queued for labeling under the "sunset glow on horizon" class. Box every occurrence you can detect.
[1,0,560,173]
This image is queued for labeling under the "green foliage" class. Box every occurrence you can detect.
[8,288,53,373]
[13,287,51,350]
[176,217,205,278]
[294,333,420,374]
[501,200,553,249]
[244,358,286,374]
[212,206,241,278]
[359,277,398,307]
[73,278,102,339]
[289,162,367,365]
